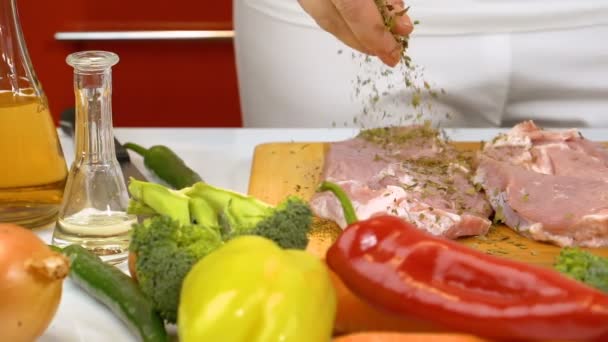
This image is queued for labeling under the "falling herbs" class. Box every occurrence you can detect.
[341,3,448,129]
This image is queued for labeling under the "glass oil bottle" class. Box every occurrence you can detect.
[53,51,135,264]
[0,0,68,227]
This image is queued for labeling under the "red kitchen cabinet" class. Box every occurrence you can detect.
[17,0,242,127]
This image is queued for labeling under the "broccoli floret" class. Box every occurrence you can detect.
[186,183,312,249]
[229,197,312,249]
[130,215,223,323]
[555,247,608,293]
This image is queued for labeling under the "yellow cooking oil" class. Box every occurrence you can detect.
[0,91,68,227]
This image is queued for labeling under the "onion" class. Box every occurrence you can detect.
[0,224,70,342]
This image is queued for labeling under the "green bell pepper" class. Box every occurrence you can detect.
[178,235,337,342]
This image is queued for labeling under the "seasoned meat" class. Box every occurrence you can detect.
[482,120,608,180]
[476,121,608,247]
[310,125,492,239]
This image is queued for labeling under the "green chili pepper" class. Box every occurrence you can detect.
[62,244,168,342]
[124,142,202,189]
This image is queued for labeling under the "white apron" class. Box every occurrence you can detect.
[234,0,608,128]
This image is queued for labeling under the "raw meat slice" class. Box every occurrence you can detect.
[475,157,608,247]
[476,121,608,247]
[482,120,608,180]
[310,125,492,239]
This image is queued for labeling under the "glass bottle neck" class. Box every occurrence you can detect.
[0,0,43,97]
[74,68,116,163]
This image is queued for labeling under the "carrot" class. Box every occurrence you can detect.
[128,252,138,283]
[333,332,490,342]
[329,270,442,334]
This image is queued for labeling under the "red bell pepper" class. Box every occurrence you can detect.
[319,181,608,342]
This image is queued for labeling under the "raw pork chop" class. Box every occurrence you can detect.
[310,125,492,239]
[475,121,608,247]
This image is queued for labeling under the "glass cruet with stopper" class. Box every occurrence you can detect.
[0,0,68,227]
[53,51,135,264]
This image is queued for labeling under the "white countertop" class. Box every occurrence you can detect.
[39,126,608,341]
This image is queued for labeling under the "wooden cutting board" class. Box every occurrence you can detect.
[248,141,608,268]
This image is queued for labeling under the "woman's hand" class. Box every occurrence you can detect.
[298,0,413,66]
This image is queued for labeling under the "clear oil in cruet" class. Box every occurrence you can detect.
[53,51,135,264]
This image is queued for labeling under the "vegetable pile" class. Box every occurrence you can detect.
[126,179,313,323]
[15,136,608,342]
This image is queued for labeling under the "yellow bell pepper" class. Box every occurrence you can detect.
[178,235,337,342]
